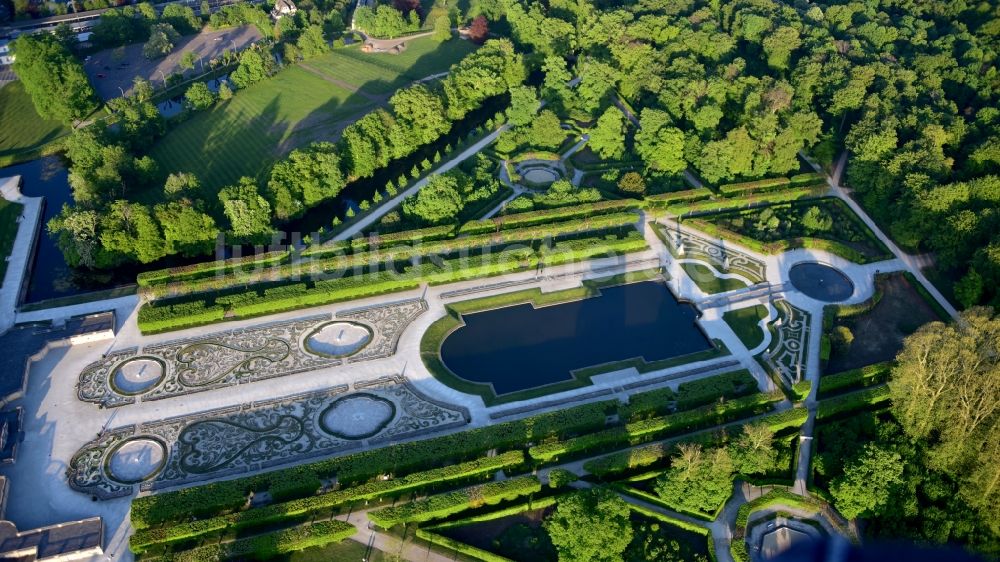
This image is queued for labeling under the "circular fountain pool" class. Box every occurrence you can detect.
[788,262,854,302]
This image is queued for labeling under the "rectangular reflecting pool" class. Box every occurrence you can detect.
[439,281,712,395]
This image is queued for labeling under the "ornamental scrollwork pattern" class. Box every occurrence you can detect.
[659,223,767,283]
[761,300,811,385]
[67,377,470,498]
[336,298,427,362]
[76,299,428,407]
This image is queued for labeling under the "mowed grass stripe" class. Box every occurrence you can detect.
[308,36,478,95]
[0,81,70,160]
[148,66,371,195]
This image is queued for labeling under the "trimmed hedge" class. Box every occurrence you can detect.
[818,362,892,398]
[416,529,514,562]
[459,199,639,235]
[171,520,355,562]
[815,385,890,420]
[530,392,781,464]
[717,177,791,196]
[143,212,641,300]
[791,380,811,401]
[367,476,542,528]
[583,406,808,477]
[666,185,826,216]
[130,452,525,551]
[131,401,612,530]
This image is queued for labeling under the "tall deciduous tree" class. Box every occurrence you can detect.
[402,173,462,224]
[830,443,904,519]
[544,488,633,562]
[12,34,98,124]
[588,107,627,159]
[635,108,686,174]
[506,86,539,127]
[219,177,274,242]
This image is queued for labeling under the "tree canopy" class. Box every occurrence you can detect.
[12,35,98,124]
[543,488,633,562]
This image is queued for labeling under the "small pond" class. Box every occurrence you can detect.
[439,281,712,395]
[788,262,854,303]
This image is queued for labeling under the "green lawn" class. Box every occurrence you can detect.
[681,262,748,294]
[147,36,479,196]
[307,36,478,95]
[0,82,70,167]
[723,304,769,350]
[0,199,24,283]
[147,65,371,196]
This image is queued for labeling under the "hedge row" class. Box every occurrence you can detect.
[367,476,542,528]
[643,188,714,207]
[714,173,825,197]
[619,368,761,421]
[143,211,641,299]
[717,177,793,196]
[791,380,811,401]
[818,362,892,398]
[459,199,639,235]
[668,185,826,216]
[532,392,782,464]
[341,223,458,253]
[131,400,612,529]
[583,406,808,477]
[416,529,514,562]
[686,216,872,264]
[137,250,289,288]
[815,385,891,420]
[130,452,525,551]
[171,520,355,562]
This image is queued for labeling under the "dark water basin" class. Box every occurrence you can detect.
[439,281,712,395]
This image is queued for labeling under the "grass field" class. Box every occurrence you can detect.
[148,36,479,196]
[306,36,478,95]
[147,66,370,198]
[0,199,24,282]
[723,304,769,350]
[0,82,70,167]
[681,262,748,294]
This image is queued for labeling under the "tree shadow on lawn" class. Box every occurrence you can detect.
[826,273,942,373]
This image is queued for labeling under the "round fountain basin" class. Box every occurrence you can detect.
[112,358,165,395]
[107,438,166,483]
[788,262,854,302]
[522,168,559,185]
[319,395,395,439]
[304,322,372,358]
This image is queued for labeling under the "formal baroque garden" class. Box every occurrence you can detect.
[2,0,999,559]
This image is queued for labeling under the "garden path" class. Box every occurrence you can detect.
[331,122,513,241]
[0,175,42,335]
[804,151,958,320]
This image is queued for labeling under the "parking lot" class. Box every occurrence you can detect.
[83,25,261,100]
